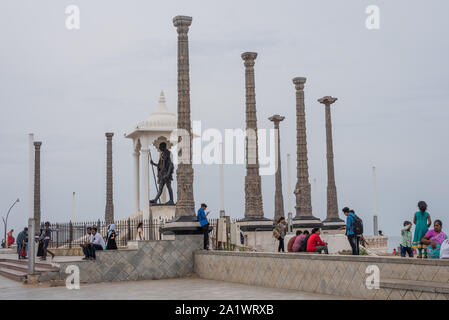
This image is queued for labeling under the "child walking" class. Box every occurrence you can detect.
[412,201,432,258]
[400,221,413,257]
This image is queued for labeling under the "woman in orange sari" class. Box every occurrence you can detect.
[6,229,15,248]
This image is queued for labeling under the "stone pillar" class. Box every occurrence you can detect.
[33,141,42,232]
[162,16,202,236]
[141,148,151,223]
[318,96,344,229]
[133,149,140,215]
[174,15,195,218]
[238,52,271,233]
[292,77,321,229]
[219,142,225,218]
[105,133,114,223]
[269,114,285,224]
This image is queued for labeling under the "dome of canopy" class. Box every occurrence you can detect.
[136,91,177,131]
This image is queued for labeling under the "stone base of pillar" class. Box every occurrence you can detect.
[238,217,273,232]
[219,210,225,218]
[322,217,346,230]
[149,204,176,222]
[292,216,323,229]
[161,216,203,235]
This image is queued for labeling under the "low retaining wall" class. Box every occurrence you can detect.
[194,251,449,300]
[40,234,202,283]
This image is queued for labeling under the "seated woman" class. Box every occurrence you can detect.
[293,230,308,252]
[306,227,329,254]
[421,220,447,259]
[106,224,118,250]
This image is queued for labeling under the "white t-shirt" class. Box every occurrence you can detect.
[136,227,144,241]
[91,233,106,249]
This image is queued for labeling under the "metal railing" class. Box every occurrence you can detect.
[40,219,169,249]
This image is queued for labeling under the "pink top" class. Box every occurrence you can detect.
[292,234,305,252]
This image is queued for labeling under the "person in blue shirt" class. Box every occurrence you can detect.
[197,203,210,250]
[341,207,360,255]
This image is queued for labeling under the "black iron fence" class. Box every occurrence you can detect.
[40,219,169,249]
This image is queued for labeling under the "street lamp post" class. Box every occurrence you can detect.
[2,198,20,246]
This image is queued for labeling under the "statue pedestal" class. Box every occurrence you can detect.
[150,204,176,222]
[322,217,345,230]
[161,216,203,235]
[237,217,274,251]
[292,216,323,229]
[238,217,273,232]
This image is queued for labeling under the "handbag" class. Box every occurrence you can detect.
[19,244,27,257]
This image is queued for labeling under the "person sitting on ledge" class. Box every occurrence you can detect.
[287,230,301,252]
[293,230,308,252]
[306,227,328,254]
[82,227,93,260]
[86,227,105,260]
[421,220,447,259]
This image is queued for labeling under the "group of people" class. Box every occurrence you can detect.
[399,201,448,259]
[81,224,117,260]
[10,222,55,261]
[275,217,329,254]
[275,207,364,255]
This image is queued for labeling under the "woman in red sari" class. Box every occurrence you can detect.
[6,229,15,248]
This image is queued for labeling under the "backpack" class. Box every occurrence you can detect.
[273,228,280,239]
[353,214,364,236]
[299,234,310,252]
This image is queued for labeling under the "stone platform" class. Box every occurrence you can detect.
[37,235,202,283]
[194,250,449,300]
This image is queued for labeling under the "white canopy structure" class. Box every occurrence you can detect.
[125,91,177,221]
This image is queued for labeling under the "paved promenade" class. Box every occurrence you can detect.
[0,275,345,300]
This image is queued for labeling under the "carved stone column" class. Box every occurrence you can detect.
[242,52,264,219]
[33,141,42,232]
[318,96,344,229]
[292,77,321,228]
[238,52,271,234]
[162,15,202,236]
[269,114,285,224]
[105,133,114,223]
[174,15,195,218]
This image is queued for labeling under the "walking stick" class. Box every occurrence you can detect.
[148,149,161,204]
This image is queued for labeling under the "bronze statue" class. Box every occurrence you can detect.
[150,142,174,205]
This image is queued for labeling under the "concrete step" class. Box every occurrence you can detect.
[382,278,449,295]
[0,261,58,273]
[0,258,58,270]
[0,258,60,282]
[0,267,27,282]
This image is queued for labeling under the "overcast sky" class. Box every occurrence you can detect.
[1,0,448,245]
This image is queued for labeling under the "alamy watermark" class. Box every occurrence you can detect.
[365,264,380,289]
[365,5,380,30]
[65,5,80,30]
[166,121,278,175]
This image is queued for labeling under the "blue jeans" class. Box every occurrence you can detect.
[347,234,360,255]
[400,245,413,257]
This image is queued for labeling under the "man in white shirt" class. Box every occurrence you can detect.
[81,227,93,260]
[86,227,105,260]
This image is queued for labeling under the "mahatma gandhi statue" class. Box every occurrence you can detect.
[150,142,174,205]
